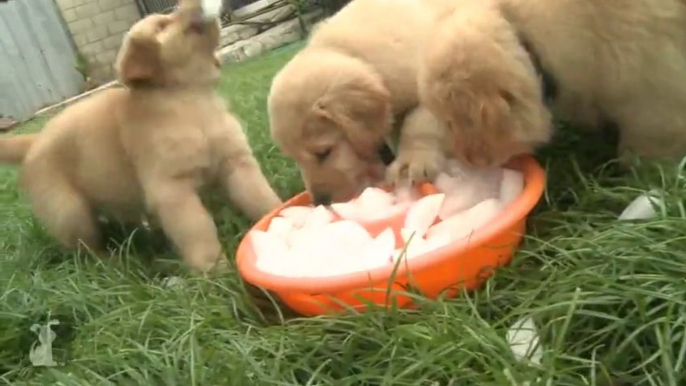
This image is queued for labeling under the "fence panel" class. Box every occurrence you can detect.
[0,0,83,123]
[135,0,177,15]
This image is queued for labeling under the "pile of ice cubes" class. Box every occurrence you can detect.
[250,160,525,278]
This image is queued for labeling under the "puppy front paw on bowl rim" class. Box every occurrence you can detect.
[236,155,546,316]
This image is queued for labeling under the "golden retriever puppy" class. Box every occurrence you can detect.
[418,0,686,168]
[267,0,457,204]
[0,1,281,273]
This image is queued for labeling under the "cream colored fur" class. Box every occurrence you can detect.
[271,0,686,200]
[0,2,281,273]
[419,0,686,167]
[268,0,458,204]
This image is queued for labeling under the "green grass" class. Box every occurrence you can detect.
[2,40,686,385]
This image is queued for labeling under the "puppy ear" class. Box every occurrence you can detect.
[418,4,553,166]
[115,32,161,86]
[311,79,392,157]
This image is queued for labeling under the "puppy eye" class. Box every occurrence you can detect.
[315,148,332,162]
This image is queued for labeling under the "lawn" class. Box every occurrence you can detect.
[2,40,686,385]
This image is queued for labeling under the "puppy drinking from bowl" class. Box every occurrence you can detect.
[0,0,281,273]
[267,0,460,205]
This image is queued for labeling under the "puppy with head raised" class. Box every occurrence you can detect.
[268,0,456,205]
[0,0,281,273]
[418,0,686,168]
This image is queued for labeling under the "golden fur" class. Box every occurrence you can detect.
[0,3,281,273]
[267,0,458,204]
[270,0,686,200]
[419,0,686,167]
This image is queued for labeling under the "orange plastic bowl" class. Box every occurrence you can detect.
[236,155,546,316]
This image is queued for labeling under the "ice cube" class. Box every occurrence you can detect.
[355,187,407,222]
[500,168,524,207]
[393,229,431,262]
[404,193,445,237]
[251,230,294,276]
[364,202,408,221]
[331,202,365,222]
[266,217,293,240]
[444,159,470,179]
[428,198,502,241]
[288,220,374,278]
[618,190,665,220]
[425,230,451,252]
[438,168,503,220]
[435,172,461,194]
[357,187,395,210]
[302,205,334,228]
[358,227,396,270]
[279,206,314,228]
[323,220,374,249]
[392,240,429,262]
[400,227,419,244]
[393,183,419,204]
[286,227,312,249]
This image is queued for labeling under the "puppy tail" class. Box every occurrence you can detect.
[0,134,38,164]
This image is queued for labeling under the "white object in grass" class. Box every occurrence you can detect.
[506,316,543,366]
[29,320,60,367]
[161,276,185,290]
[618,189,664,220]
[201,0,223,19]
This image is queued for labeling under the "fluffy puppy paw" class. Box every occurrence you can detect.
[386,149,445,186]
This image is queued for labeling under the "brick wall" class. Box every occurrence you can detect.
[55,0,141,83]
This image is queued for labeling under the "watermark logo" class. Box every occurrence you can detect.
[29,319,60,367]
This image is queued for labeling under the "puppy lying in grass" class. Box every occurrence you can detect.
[267,0,458,205]
[0,0,281,274]
[418,0,686,168]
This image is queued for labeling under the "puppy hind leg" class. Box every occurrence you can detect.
[612,94,686,164]
[22,174,103,256]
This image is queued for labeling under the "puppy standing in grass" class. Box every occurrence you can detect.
[0,0,281,273]
[417,0,686,169]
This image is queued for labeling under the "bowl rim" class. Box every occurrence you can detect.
[236,155,546,294]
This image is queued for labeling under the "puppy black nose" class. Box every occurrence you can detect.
[312,192,332,206]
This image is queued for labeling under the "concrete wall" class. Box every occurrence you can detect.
[54,0,141,83]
